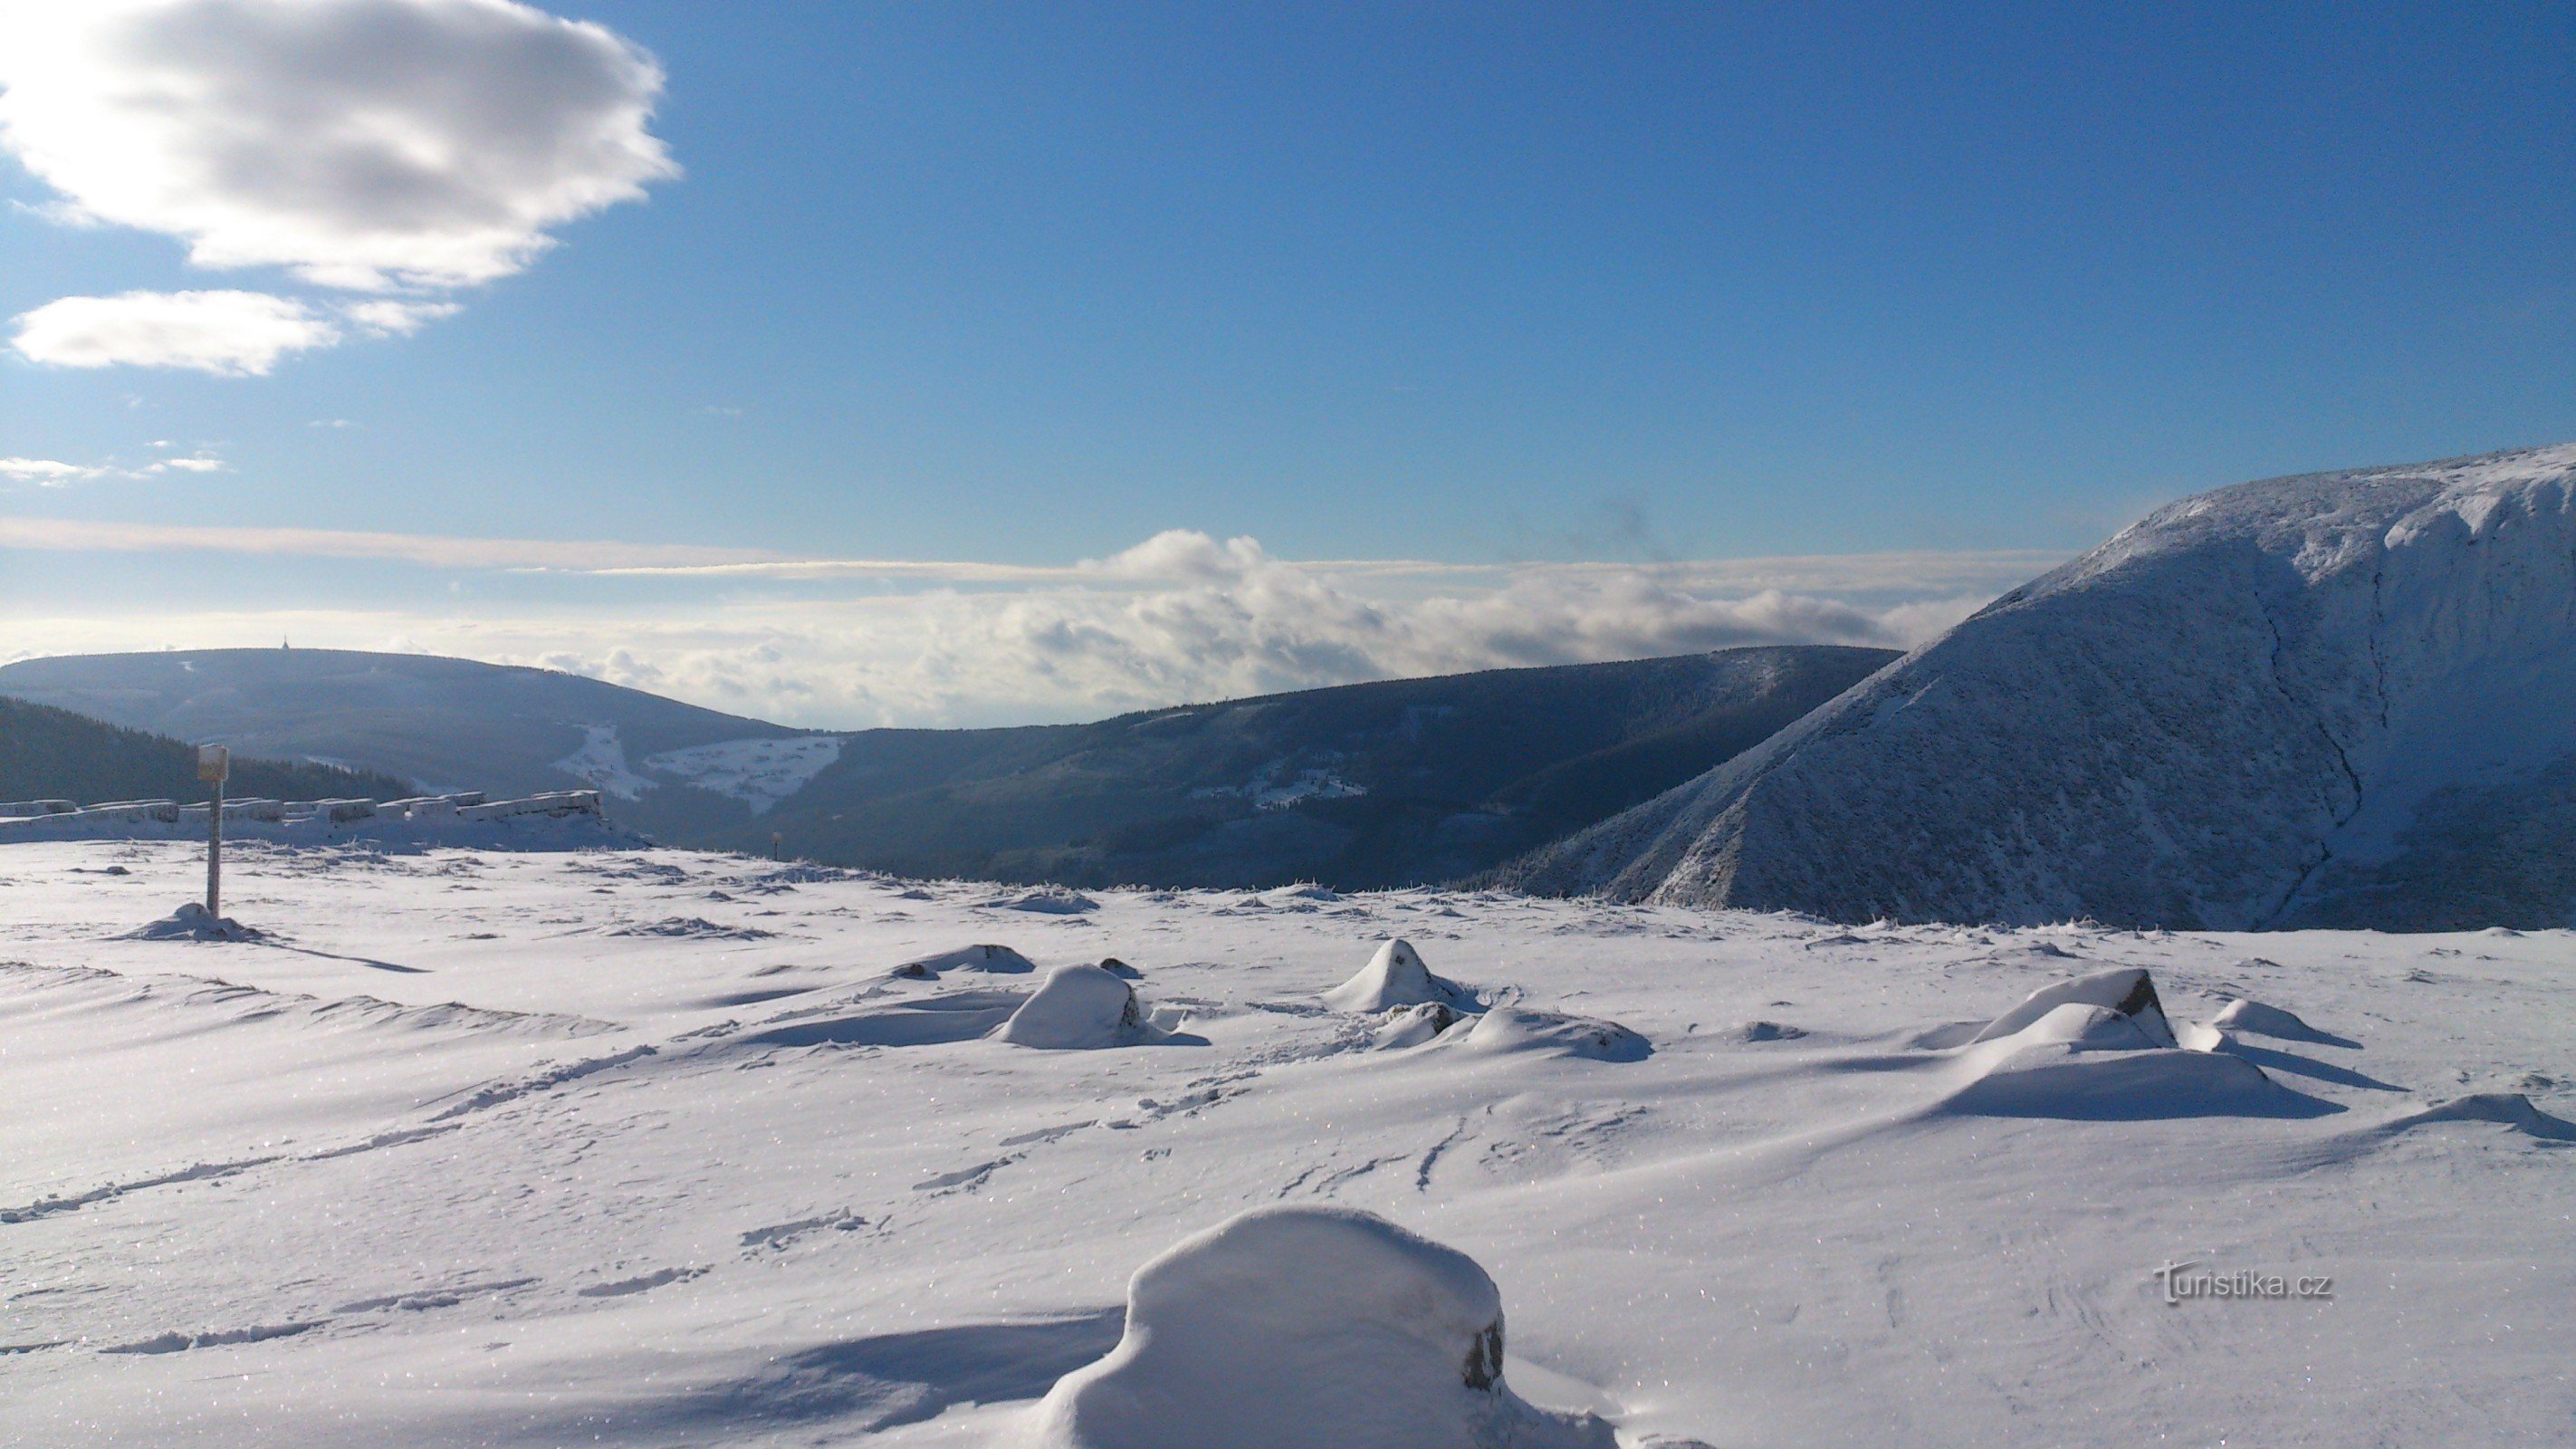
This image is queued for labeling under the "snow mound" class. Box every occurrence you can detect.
[1023,1205,1615,1449]
[1453,1007,1651,1063]
[1324,939,1480,1014]
[891,944,1038,979]
[1500,444,2576,930]
[989,888,1101,915]
[2382,1092,2576,1142]
[1734,1020,1807,1042]
[1969,968,2177,1049]
[992,964,1174,1050]
[2211,997,2355,1047]
[123,903,260,943]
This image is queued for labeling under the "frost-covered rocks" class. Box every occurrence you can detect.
[992,964,1173,1049]
[889,943,1038,979]
[1024,1206,1614,1449]
[1373,1001,1464,1051]
[1502,444,2576,930]
[988,887,1100,915]
[1326,939,1479,1014]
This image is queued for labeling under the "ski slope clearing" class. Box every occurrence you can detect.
[1,842,2570,1446]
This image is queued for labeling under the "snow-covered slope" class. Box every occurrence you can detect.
[1503,444,2576,930]
[1,842,2569,1446]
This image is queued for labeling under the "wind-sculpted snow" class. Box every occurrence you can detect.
[4,842,2573,1447]
[1503,444,2576,929]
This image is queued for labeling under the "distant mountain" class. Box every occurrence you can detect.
[0,696,410,806]
[0,648,815,841]
[0,642,1893,890]
[734,645,1894,889]
[1500,444,2576,931]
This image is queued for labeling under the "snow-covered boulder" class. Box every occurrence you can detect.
[889,944,1038,980]
[992,964,1173,1049]
[1453,1006,1651,1062]
[1325,939,1479,1014]
[1500,444,2576,930]
[2209,996,2352,1047]
[123,902,259,943]
[1968,967,2177,1049]
[1023,1206,1614,1449]
[1943,970,2310,1118]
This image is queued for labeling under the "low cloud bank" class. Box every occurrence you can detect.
[1,530,2026,727]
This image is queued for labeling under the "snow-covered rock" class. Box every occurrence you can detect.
[991,964,1173,1049]
[1372,1001,1464,1050]
[1502,444,2576,930]
[1023,1206,1614,1449]
[1942,969,2306,1119]
[1968,967,2176,1049]
[123,902,259,943]
[890,943,1038,979]
[1451,1006,1651,1062]
[1324,938,1479,1014]
[2209,996,2351,1046]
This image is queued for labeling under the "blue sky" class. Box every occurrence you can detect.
[1,2,2569,724]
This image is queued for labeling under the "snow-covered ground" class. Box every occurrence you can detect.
[3,842,2570,1446]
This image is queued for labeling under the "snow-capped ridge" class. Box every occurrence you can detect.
[1500,443,2576,931]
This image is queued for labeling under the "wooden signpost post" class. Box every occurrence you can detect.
[197,744,229,917]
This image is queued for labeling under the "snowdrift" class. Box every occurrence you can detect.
[1501,444,2576,930]
[1023,1206,1614,1449]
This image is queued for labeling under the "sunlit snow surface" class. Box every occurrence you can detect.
[3,842,2571,1446]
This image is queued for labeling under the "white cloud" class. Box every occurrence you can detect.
[147,454,227,473]
[0,0,676,291]
[0,525,2052,727]
[340,299,462,335]
[0,456,107,485]
[9,289,340,374]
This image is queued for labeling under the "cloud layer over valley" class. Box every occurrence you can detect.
[0,525,2046,726]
